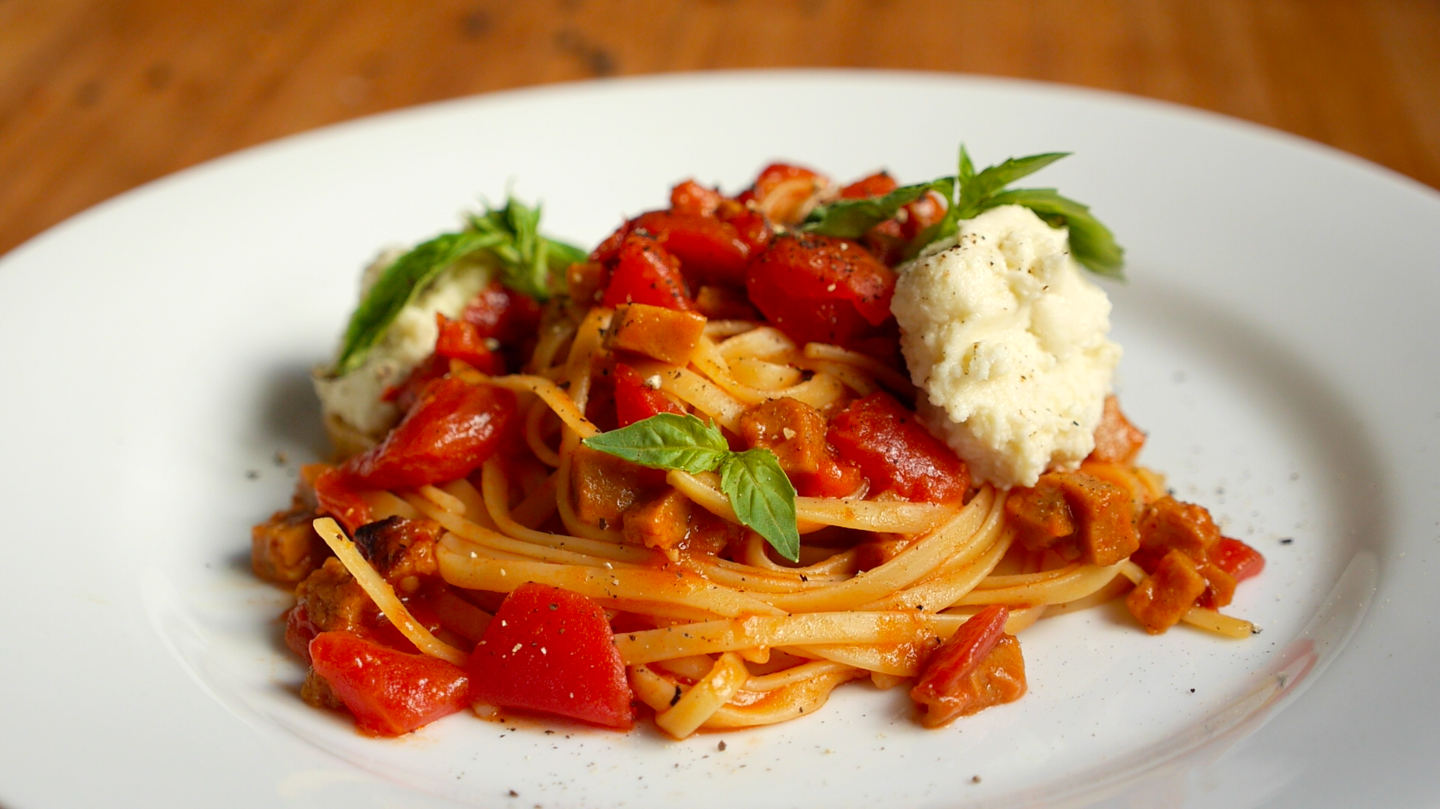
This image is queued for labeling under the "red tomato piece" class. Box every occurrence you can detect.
[460,282,543,345]
[716,203,773,255]
[839,171,898,200]
[912,604,1009,706]
[314,465,373,535]
[600,230,695,311]
[434,314,505,375]
[340,376,516,491]
[1211,537,1266,583]
[285,604,318,662]
[590,221,630,265]
[745,233,896,347]
[309,631,470,737]
[467,582,635,730]
[613,363,683,428]
[631,210,750,287]
[670,179,723,217]
[739,163,824,206]
[827,392,969,504]
[910,605,1025,726]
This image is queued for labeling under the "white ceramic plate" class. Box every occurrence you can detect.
[2,71,1437,809]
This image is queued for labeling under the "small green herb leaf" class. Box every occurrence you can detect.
[900,145,1123,278]
[799,180,946,239]
[581,415,801,562]
[954,149,1070,220]
[466,197,587,301]
[332,229,504,376]
[719,449,800,563]
[330,194,583,377]
[580,413,731,474]
[987,188,1126,278]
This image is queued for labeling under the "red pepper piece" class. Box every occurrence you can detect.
[308,631,470,737]
[827,392,969,504]
[467,582,636,730]
[1211,537,1266,583]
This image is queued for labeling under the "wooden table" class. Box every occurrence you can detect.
[2,0,1437,258]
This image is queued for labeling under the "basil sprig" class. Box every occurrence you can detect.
[582,413,801,562]
[800,145,1124,279]
[330,195,584,377]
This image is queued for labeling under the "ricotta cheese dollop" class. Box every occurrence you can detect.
[314,249,492,445]
[891,205,1121,488]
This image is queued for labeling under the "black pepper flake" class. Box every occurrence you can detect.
[971,775,982,784]
[509,789,519,797]
[670,685,683,707]
[1280,537,1294,545]
[549,602,559,610]
[718,740,727,751]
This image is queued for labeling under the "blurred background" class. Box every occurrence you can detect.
[2,0,1436,258]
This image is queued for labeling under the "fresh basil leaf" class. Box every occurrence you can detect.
[580,413,731,474]
[987,187,1126,279]
[466,197,587,301]
[955,151,1070,219]
[799,180,944,239]
[332,229,504,376]
[719,449,800,563]
[900,147,1123,278]
[331,194,583,376]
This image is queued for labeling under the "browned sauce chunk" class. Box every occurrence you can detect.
[603,302,708,366]
[251,502,327,584]
[1005,471,1140,566]
[621,486,736,560]
[353,516,443,584]
[570,444,665,528]
[739,397,830,477]
[1126,549,1208,633]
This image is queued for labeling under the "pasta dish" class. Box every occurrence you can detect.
[252,150,1265,738]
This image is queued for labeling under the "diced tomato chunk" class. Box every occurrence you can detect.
[459,282,542,346]
[631,210,750,287]
[745,233,896,348]
[600,230,695,311]
[911,605,1026,727]
[1212,537,1266,583]
[670,179,724,217]
[314,466,373,535]
[466,583,636,730]
[839,171,898,199]
[716,204,773,255]
[613,363,683,428]
[339,376,516,493]
[433,314,505,375]
[746,163,822,197]
[828,392,969,504]
[308,631,470,737]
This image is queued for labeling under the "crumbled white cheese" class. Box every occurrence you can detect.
[313,248,492,441]
[892,205,1120,487]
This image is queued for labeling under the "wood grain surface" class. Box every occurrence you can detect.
[2,0,1437,257]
